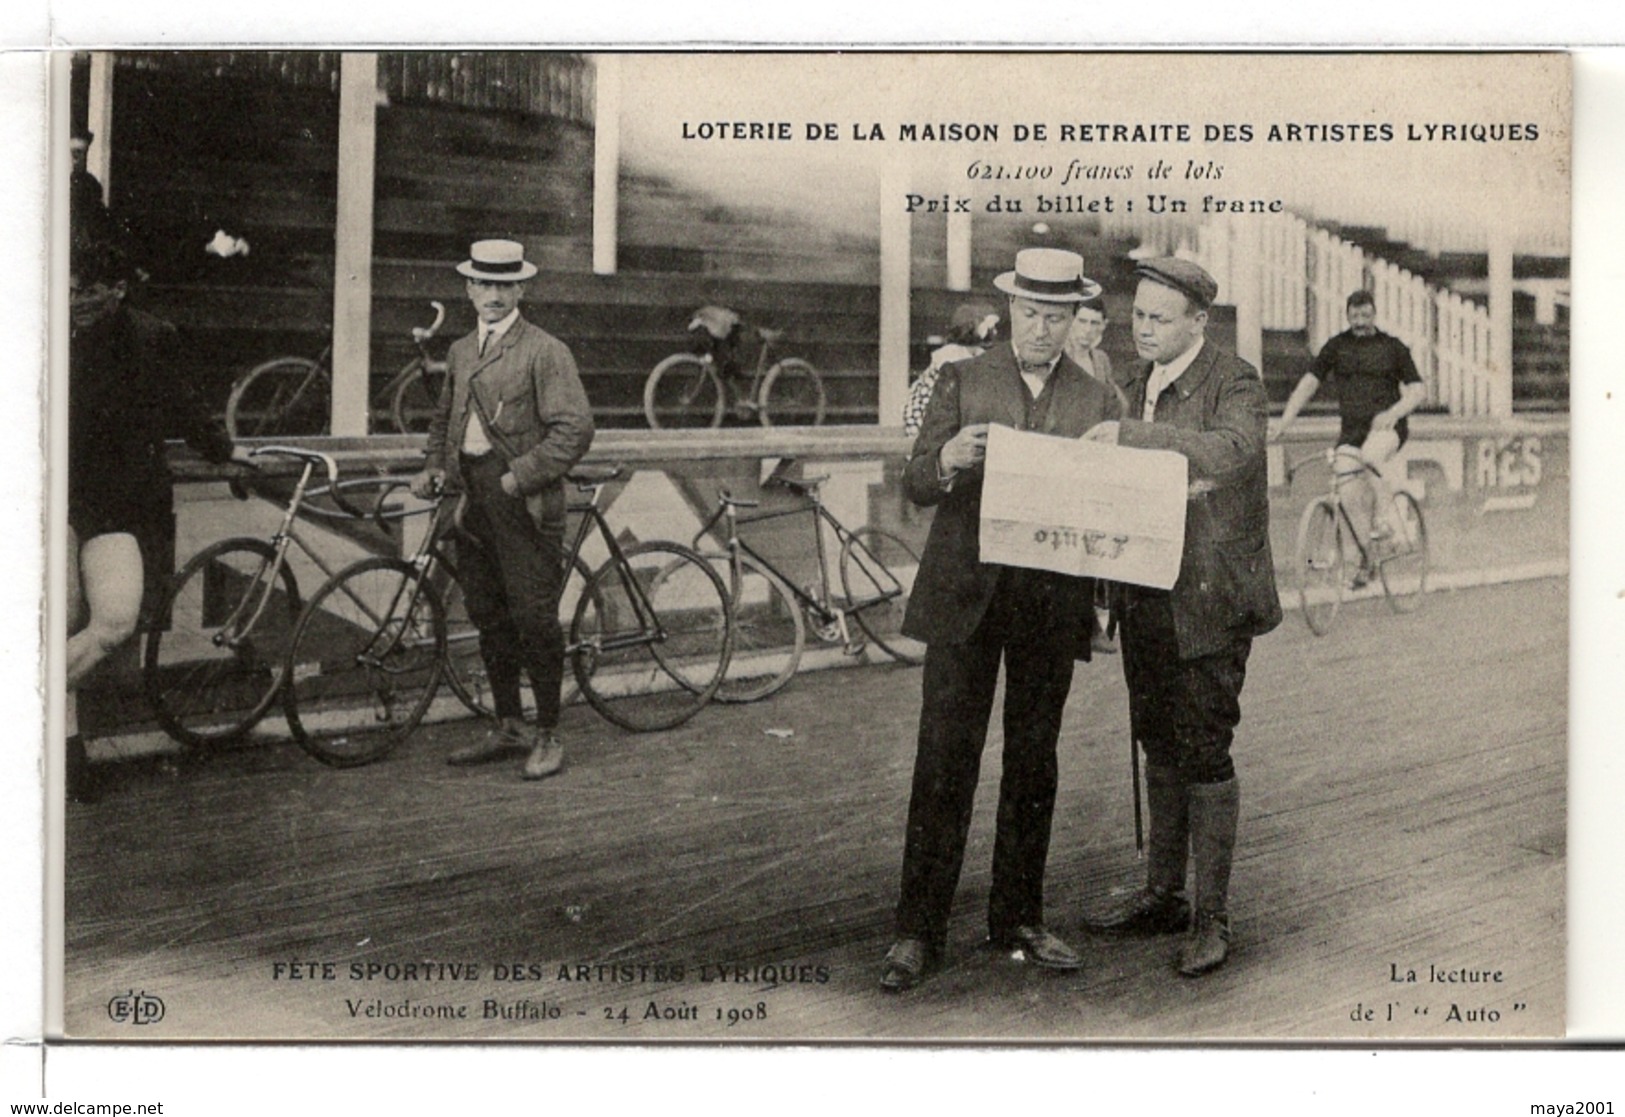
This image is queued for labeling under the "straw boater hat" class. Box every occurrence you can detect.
[456,239,539,282]
[993,247,1102,303]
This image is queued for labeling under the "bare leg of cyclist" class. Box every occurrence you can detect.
[66,532,144,688]
[1332,447,1376,587]
[1359,429,1403,544]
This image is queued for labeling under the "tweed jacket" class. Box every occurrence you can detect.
[1114,340,1283,659]
[901,343,1123,652]
[425,315,595,527]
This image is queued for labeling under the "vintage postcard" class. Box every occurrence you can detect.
[45,50,1572,1047]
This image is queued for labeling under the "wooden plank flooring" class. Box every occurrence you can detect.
[62,577,1566,1042]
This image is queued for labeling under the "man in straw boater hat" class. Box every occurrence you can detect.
[412,240,594,780]
[1080,258,1281,976]
[879,247,1124,992]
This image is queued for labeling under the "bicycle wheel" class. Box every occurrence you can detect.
[144,538,301,747]
[1295,498,1344,636]
[389,361,442,435]
[437,553,595,720]
[839,527,924,665]
[715,551,805,703]
[225,356,330,439]
[570,541,731,732]
[758,357,827,428]
[283,557,445,767]
[644,354,724,429]
[1378,491,1429,613]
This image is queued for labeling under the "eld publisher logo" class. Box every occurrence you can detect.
[107,990,165,1026]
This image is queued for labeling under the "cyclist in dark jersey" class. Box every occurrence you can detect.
[66,233,237,799]
[1271,289,1426,583]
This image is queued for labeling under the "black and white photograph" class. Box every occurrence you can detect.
[35,49,1582,1048]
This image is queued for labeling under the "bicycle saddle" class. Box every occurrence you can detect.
[755,327,784,344]
[567,465,624,489]
[768,472,828,496]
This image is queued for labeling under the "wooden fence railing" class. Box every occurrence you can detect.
[1102,209,1507,418]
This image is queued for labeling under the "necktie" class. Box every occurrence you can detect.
[478,330,490,358]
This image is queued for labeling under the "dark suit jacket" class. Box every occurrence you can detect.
[426,315,595,527]
[901,343,1123,653]
[1114,340,1283,660]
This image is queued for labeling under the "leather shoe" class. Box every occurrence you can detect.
[1178,910,1232,977]
[522,730,565,781]
[879,937,936,993]
[989,925,1083,971]
[1082,888,1190,936]
[446,718,530,766]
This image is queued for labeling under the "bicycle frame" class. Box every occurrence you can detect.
[694,484,874,647]
[211,448,380,645]
[377,469,678,664]
[1286,449,1388,562]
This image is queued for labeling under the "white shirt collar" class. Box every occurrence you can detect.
[479,308,521,347]
[1017,351,1062,400]
[1143,339,1205,419]
[1152,338,1204,386]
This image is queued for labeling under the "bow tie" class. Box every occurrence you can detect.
[1018,361,1051,376]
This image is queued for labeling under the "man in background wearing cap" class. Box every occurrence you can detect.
[413,240,594,780]
[879,248,1123,992]
[1081,258,1282,977]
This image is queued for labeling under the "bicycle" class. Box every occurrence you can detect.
[643,305,827,430]
[280,465,734,766]
[224,300,450,439]
[142,445,378,748]
[690,470,923,703]
[1287,447,1430,636]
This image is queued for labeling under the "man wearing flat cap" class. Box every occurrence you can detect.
[880,247,1123,992]
[1081,258,1281,977]
[413,240,594,780]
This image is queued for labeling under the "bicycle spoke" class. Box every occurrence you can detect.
[840,527,924,664]
[1377,491,1429,612]
[144,539,301,746]
[715,552,805,703]
[284,558,444,767]
[570,542,731,731]
[1295,499,1343,636]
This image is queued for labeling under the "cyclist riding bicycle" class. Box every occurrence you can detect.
[1270,289,1426,587]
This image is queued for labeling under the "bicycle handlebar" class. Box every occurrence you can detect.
[410,300,446,345]
[248,445,369,519]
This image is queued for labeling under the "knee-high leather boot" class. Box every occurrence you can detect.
[1179,776,1239,976]
[1084,764,1190,934]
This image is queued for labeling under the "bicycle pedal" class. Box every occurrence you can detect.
[842,639,869,658]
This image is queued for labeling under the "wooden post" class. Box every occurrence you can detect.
[331,53,379,437]
[592,54,621,277]
[878,160,911,428]
[86,52,114,202]
[946,207,972,292]
[1488,229,1515,418]
[1233,217,1264,370]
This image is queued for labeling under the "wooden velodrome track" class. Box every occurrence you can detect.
[61,577,1565,1042]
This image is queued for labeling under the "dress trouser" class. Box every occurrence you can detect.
[895,572,1077,948]
[455,452,566,728]
[1119,592,1251,784]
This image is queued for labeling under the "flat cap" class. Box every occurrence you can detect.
[1134,257,1218,310]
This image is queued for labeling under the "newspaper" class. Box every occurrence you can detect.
[980,424,1188,589]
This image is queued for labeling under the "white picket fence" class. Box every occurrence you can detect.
[1101,210,1507,418]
